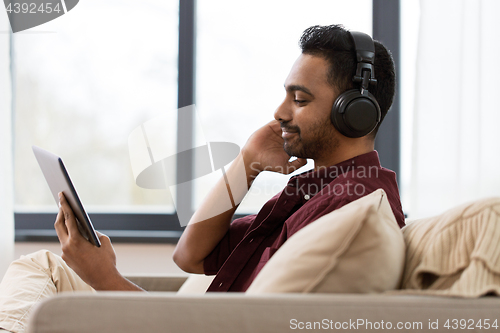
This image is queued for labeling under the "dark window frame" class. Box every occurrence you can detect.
[14,0,400,243]
[373,0,401,184]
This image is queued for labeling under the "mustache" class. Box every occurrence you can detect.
[280,122,300,134]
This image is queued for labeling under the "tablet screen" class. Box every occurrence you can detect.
[32,146,101,247]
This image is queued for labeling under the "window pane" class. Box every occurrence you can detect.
[14,0,178,213]
[196,0,372,213]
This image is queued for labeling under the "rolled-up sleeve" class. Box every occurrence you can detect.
[203,214,256,275]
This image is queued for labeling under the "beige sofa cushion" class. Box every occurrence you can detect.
[246,189,405,294]
[398,196,500,297]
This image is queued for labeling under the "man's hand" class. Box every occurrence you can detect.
[54,192,143,291]
[242,120,307,181]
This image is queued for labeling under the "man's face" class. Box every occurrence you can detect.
[274,54,340,161]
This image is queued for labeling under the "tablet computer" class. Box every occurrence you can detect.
[32,146,101,247]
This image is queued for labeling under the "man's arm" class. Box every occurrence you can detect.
[55,192,144,291]
[172,120,307,274]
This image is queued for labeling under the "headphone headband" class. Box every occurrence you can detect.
[350,31,377,89]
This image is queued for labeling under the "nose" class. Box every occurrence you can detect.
[274,97,292,123]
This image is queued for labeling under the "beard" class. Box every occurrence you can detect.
[282,117,340,160]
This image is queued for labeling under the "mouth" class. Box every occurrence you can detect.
[281,130,297,139]
[281,126,299,140]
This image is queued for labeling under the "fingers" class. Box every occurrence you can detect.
[95,231,117,265]
[96,231,109,243]
[58,192,82,239]
[54,208,68,243]
[97,232,113,252]
[268,119,281,132]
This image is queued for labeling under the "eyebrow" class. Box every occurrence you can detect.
[285,84,314,97]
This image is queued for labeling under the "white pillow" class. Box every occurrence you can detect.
[177,274,215,294]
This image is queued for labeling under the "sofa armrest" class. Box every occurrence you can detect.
[125,275,188,292]
[27,292,500,333]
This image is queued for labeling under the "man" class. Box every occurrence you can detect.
[173,24,404,292]
[0,24,404,332]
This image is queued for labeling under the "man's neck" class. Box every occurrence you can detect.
[313,144,374,170]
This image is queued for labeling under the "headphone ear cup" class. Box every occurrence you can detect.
[331,90,381,138]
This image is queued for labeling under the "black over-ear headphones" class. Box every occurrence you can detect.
[330,31,381,138]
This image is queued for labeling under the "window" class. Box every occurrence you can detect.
[400,0,419,215]
[14,0,178,210]
[14,0,402,241]
[14,0,180,241]
[196,0,372,213]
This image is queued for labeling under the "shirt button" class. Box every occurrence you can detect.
[249,238,254,243]
[304,194,311,200]
[219,282,223,288]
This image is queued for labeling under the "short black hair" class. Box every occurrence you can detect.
[299,24,396,138]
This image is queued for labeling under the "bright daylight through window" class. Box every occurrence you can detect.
[11,0,422,236]
[14,0,178,215]
[195,0,372,214]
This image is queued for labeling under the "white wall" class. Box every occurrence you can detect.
[0,9,14,277]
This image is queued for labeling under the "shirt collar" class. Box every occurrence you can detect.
[289,150,381,185]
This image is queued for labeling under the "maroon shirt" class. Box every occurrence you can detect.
[203,151,405,292]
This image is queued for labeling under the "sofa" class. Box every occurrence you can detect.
[24,189,500,332]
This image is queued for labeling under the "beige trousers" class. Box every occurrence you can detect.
[0,250,94,333]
